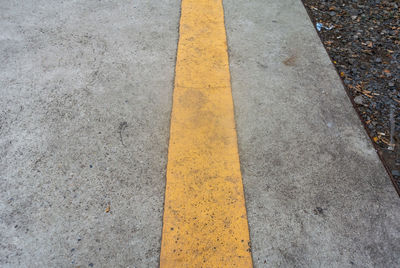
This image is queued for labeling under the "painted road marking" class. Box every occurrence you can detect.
[160,0,253,267]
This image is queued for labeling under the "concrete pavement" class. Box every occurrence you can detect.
[1,0,399,267]
[1,0,180,266]
[224,0,400,266]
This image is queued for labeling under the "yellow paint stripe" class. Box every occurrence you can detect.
[160,0,253,267]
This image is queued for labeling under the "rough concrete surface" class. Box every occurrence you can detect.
[224,0,400,267]
[1,0,400,267]
[0,0,179,267]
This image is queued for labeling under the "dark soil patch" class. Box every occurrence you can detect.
[301,0,400,195]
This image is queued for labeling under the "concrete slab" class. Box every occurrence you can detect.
[0,0,179,266]
[2,0,400,266]
[224,0,400,267]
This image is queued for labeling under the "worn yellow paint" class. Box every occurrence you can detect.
[160,0,253,267]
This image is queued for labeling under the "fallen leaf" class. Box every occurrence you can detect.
[380,137,392,146]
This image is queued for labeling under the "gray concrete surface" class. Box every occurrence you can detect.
[224,0,400,267]
[0,0,179,266]
[2,0,400,267]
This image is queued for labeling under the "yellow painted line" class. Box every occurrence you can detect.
[160,0,253,267]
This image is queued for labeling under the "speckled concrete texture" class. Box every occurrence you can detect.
[0,0,179,266]
[2,0,400,267]
[224,0,400,267]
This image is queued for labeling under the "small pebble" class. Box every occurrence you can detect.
[354,96,364,105]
